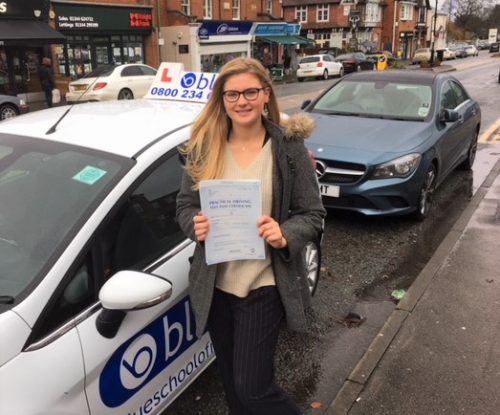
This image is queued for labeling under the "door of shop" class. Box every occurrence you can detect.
[0,47,43,96]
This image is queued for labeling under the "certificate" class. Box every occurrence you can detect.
[199,180,265,265]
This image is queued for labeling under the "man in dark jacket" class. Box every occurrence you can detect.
[39,57,55,108]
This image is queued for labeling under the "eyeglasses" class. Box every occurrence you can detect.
[222,87,266,103]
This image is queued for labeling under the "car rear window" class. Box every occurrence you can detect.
[300,57,320,63]
[83,65,115,78]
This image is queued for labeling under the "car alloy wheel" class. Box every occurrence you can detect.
[415,164,436,221]
[118,89,134,100]
[339,67,344,77]
[0,104,18,120]
[303,240,321,296]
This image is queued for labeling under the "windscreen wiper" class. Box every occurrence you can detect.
[323,111,361,116]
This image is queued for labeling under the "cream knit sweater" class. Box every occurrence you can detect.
[215,140,276,297]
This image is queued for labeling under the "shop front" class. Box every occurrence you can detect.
[52,1,154,79]
[0,0,65,100]
[161,21,253,73]
[252,23,312,73]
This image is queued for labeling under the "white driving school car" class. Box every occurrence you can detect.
[0,63,321,414]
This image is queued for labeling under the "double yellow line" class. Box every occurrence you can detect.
[479,118,500,144]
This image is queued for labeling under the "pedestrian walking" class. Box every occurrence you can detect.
[38,57,55,108]
[261,47,273,71]
[176,57,325,415]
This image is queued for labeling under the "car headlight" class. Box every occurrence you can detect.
[373,153,421,179]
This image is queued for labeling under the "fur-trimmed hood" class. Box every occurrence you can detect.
[280,113,315,140]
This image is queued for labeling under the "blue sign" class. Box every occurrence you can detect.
[198,21,253,40]
[286,24,301,35]
[254,23,288,36]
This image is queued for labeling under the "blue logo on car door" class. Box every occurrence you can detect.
[99,297,197,407]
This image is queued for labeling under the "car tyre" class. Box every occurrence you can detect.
[303,240,321,296]
[414,164,436,221]
[460,129,478,170]
[118,88,134,100]
[0,104,19,120]
[338,67,344,77]
[297,77,305,82]
[319,70,328,80]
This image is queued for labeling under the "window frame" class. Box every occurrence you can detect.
[232,0,240,20]
[203,0,213,19]
[317,4,329,22]
[295,5,308,23]
[181,0,191,16]
[400,3,413,21]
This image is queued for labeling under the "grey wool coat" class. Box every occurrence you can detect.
[176,114,326,339]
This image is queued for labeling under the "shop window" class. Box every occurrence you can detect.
[201,52,246,73]
[123,43,144,64]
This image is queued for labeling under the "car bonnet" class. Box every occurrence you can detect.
[307,113,433,163]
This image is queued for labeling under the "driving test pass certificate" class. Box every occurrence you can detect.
[199,180,265,265]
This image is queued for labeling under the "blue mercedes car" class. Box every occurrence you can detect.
[301,70,481,219]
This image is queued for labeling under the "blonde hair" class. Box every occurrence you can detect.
[181,57,280,188]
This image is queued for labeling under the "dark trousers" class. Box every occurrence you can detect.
[43,86,53,108]
[207,286,302,415]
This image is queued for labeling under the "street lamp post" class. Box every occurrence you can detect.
[430,0,438,64]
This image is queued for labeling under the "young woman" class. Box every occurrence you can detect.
[176,57,325,415]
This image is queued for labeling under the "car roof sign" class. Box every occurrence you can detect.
[145,62,218,104]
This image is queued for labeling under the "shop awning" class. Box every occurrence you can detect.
[259,35,314,46]
[0,20,65,45]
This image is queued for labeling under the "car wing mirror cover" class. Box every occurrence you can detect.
[301,100,312,110]
[99,270,173,311]
[440,108,459,123]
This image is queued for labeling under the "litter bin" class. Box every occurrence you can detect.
[269,64,284,82]
[436,49,444,62]
[376,55,388,71]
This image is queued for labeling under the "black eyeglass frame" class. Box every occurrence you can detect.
[222,87,267,102]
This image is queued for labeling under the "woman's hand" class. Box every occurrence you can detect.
[193,212,209,242]
[257,215,287,249]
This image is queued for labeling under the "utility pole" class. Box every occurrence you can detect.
[430,0,438,64]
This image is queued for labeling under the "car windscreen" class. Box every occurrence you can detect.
[0,135,132,304]
[312,79,433,120]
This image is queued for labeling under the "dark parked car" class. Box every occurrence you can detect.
[300,70,481,220]
[0,94,29,121]
[334,52,375,74]
[489,42,500,53]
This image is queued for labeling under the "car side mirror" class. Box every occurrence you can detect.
[440,108,459,123]
[301,100,312,110]
[96,270,173,338]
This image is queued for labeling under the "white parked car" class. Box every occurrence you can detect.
[464,45,479,56]
[441,48,456,60]
[0,69,321,414]
[297,54,344,82]
[66,63,157,103]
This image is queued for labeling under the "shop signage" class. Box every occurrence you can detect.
[254,23,301,37]
[54,3,152,32]
[198,21,252,40]
[0,0,49,20]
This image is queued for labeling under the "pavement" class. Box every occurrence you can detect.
[324,155,500,414]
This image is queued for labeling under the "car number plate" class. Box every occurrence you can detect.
[74,85,87,91]
[320,183,340,198]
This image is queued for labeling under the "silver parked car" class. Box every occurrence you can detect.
[0,94,29,121]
